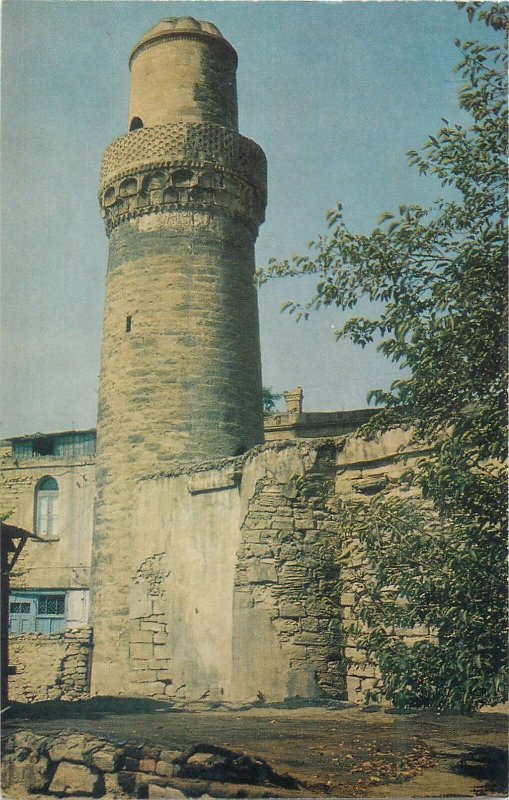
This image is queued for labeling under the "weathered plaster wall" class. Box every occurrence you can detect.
[126,467,243,700]
[8,627,92,702]
[0,454,95,591]
[112,441,346,703]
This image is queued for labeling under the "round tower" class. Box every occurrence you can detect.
[90,18,266,693]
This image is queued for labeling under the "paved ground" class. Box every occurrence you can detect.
[3,698,507,798]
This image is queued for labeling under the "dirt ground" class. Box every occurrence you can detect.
[3,698,507,798]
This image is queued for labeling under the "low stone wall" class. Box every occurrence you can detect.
[8,627,92,702]
[1,730,302,798]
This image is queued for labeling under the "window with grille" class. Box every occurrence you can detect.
[37,595,65,615]
[9,591,66,634]
[10,602,30,614]
[35,476,59,536]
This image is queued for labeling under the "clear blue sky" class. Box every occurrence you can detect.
[0,1,489,436]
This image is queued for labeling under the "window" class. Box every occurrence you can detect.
[9,591,66,634]
[38,595,65,616]
[12,431,96,459]
[33,437,54,456]
[35,476,59,537]
[10,602,30,615]
[129,116,143,131]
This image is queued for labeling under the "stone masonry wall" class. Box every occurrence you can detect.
[8,627,92,703]
[233,443,345,700]
[2,730,302,799]
[335,430,435,702]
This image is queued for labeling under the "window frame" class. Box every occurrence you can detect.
[34,476,59,538]
[9,591,67,634]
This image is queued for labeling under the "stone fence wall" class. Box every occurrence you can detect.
[8,627,92,703]
[1,730,301,798]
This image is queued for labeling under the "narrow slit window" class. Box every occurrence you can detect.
[126,315,132,333]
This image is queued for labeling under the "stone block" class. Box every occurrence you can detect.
[294,516,315,529]
[245,562,277,584]
[131,628,154,644]
[301,617,321,632]
[104,772,130,797]
[156,670,174,681]
[270,518,294,530]
[130,642,154,659]
[341,592,356,606]
[164,778,209,796]
[279,603,305,618]
[2,752,52,792]
[248,543,274,558]
[141,621,166,632]
[293,632,329,646]
[346,675,363,700]
[48,761,101,796]
[149,785,186,798]
[156,760,175,777]
[153,645,170,660]
[344,646,365,663]
[91,745,120,772]
[11,731,47,753]
[139,758,157,773]
[286,667,318,699]
[130,671,154,683]
[152,600,167,616]
[284,643,308,660]
[349,663,379,678]
[48,733,101,763]
[271,618,299,634]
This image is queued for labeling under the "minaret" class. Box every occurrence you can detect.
[90,18,267,693]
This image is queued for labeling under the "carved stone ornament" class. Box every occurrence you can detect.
[99,122,266,234]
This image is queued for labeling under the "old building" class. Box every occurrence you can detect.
[2,18,424,706]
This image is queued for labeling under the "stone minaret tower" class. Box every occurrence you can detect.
[90,18,267,693]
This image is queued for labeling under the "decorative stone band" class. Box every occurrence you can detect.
[99,122,266,234]
[129,32,238,70]
[99,160,266,234]
[100,122,266,197]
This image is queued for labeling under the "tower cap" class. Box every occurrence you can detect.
[129,17,238,69]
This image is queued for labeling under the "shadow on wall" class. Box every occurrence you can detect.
[3,695,357,723]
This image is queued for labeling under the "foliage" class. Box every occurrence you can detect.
[258,5,508,710]
[262,385,282,414]
[336,489,507,710]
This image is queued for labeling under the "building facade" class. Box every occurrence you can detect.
[2,18,430,706]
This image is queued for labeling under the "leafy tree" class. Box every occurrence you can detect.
[259,3,507,710]
[262,386,283,414]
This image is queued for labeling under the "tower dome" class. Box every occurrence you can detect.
[128,16,238,130]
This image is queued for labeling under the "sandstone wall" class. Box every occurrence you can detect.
[129,32,238,129]
[96,441,345,703]
[231,442,343,701]
[0,454,95,590]
[8,627,92,702]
